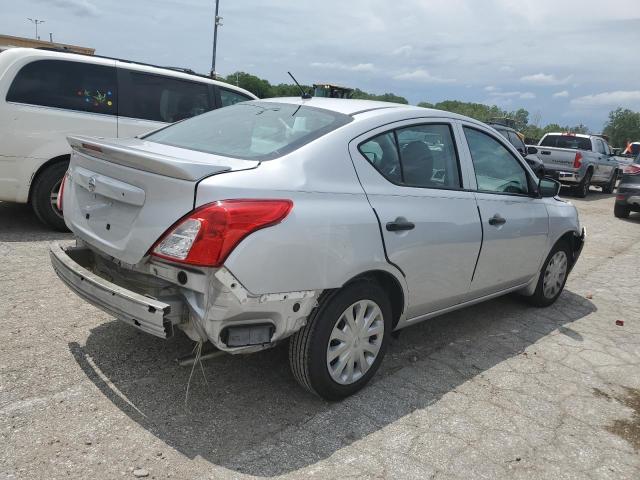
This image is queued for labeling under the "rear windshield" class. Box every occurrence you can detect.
[540,135,591,151]
[145,101,352,160]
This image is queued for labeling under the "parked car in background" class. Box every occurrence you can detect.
[487,122,545,177]
[0,47,256,230]
[534,133,621,197]
[614,162,640,218]
[50,98,584,399]
[623,142,640,156]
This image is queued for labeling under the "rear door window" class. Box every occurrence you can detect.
[120,71,212,123]
[6,59,117,115]
[219,87,252,107]
[358,123,461,189]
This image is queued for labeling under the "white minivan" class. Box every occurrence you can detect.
[0,47,256,230]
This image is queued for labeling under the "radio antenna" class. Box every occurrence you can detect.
[288,72,312,99]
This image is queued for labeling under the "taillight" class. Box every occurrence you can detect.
[56,173,67,212]
[623,164,640,175]
[151,199,293,267]
[573,152,583,169]
[616,194,626,200]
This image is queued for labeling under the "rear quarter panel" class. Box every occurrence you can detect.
[195,133,407,296]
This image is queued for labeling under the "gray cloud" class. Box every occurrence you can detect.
[35,0,100,17]
[3,0,640,129]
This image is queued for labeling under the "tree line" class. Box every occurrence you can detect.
[221,72,640,147]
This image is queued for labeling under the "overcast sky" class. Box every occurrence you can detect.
[2,0,639,129]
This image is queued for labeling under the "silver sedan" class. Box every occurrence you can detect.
[50,97,585,399]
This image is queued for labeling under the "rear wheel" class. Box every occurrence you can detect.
[289,279,392,400]
[31,161,69,232]
[575,170,592,198]
[526,241,570,307]
[614,203,631,219]
[603,169,618,194]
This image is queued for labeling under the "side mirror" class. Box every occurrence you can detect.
[527,146,538,155]
[538,177,561,198]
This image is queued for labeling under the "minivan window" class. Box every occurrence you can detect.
[220,87,251,107]
[540,135,592,151]
[145,102,352,160]
[121,71,212,123]
[6,60,117,115]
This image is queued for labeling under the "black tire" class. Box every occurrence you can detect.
[575,170,592,198]
[31,161,69,232]
[526,241,571,308]
[289,279,392,400]
[614,203,631,219]
[603,170,618,194]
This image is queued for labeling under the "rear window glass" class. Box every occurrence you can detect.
[6,60,117,115]
[145,102,352,160]
[540,135,591,150]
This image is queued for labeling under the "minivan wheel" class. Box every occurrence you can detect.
[526,241,571,307]
[289,279,392,400]
[31,161,69,232]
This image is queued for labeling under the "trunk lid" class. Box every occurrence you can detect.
[63,135,259,265]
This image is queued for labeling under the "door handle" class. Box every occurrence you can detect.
[488,214,506,226]
[540,151,551,155]
[386,220,415,232]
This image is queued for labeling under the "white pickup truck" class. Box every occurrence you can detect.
[530,133,620,197]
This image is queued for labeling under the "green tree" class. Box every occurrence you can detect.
[224,71,273,98]
[603,108,640,148]
[351,88,408,104]
[417,101,434,108]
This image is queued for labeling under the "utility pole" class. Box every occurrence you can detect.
[27,18,45,40]
[49,32,53,43]
[210,0,223,78]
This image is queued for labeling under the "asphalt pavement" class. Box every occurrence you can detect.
[1,189,639,479]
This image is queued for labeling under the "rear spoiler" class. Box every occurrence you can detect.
[67,135,233,181]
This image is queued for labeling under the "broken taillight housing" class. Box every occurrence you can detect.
[573,152,583,169]
[623,164,640,175]
[56,172,68,212]
[151,199,293,267]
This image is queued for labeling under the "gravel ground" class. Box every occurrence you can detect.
[1,190,639,480]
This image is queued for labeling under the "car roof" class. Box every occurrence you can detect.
[0,47,256,98]
[257,97,476,123]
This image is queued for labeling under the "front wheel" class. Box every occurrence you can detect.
[526,242,571,307]
[289,279,392,400]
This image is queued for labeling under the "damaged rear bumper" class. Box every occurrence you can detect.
[50,242,173,338]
